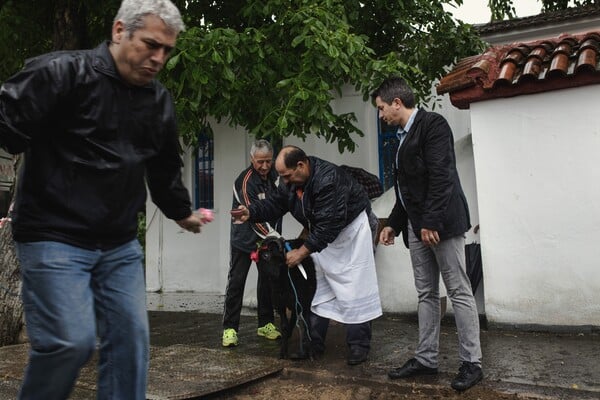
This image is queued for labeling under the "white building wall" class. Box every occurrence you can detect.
[371,191,417,313]
[146,123,251,295]
[145,86,485,316]
[470,86,600,326]
[285,89,379,175]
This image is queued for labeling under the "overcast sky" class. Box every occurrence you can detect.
[445,0,543,24]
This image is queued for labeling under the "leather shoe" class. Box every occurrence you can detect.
[451,362,483,391]
[347,348,368,365]
[388,358,438,379]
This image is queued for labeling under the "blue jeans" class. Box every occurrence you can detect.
[15,240,149,400]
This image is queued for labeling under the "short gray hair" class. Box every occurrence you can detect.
[114,0,185,36]
[250,139,273,157]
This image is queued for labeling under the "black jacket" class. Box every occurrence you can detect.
[0,42,191,249]
[387,109,470,247]
[230,166,281,253]
[249,156,370,253]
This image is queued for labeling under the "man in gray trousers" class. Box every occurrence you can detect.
[372,76,483,391]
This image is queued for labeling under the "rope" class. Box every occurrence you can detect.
[286,245,312,352]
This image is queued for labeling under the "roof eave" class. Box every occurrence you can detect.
[447,73,600,110]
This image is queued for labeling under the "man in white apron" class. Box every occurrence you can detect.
[232,145,382,365]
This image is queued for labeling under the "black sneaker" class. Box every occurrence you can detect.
[451,362,483,391]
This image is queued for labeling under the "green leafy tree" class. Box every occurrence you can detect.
[488,0,598,21]
[488,0,517,21]
[1,0,484,152]
[0,0,124,79]
[162,0,483,152]
[539,0,599,12]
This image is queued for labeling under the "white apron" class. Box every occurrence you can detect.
[310,211,382,324]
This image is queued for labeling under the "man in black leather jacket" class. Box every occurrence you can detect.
[232,145,382,365]
[0,1,203,398]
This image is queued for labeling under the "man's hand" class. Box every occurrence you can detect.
[285,245,310,268]
[176,213,203,233]
[230,205,249,224]
[379,226,396,246]
[421,228,440,246]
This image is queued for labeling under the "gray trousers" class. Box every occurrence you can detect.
[408,224,482,368]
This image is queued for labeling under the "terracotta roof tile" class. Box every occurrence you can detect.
[436,31,600,109]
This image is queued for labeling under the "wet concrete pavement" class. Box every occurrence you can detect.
[1,293,599,399]
[147,302,600,399]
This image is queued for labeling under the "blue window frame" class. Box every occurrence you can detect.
[377,111,399,191]
[194,132,214,209]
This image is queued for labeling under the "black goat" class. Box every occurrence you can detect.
[257,237,316,359]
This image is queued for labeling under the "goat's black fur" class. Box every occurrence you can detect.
[257,237,316,359]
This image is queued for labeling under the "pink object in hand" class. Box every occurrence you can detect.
[198,208,214,223]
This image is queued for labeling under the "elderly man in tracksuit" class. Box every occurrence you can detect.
[232,145,382,365]
[222,139,282,347]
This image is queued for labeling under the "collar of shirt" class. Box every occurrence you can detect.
[396,108,418,139]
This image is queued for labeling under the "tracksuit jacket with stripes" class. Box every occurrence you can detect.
[230,166,281,253]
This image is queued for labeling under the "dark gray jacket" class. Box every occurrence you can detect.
[387,109,470,247]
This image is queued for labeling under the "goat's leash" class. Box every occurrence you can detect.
[287,268,312,347]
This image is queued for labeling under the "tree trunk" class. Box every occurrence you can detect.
[0,215,23,346]
[52,0,89,50]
